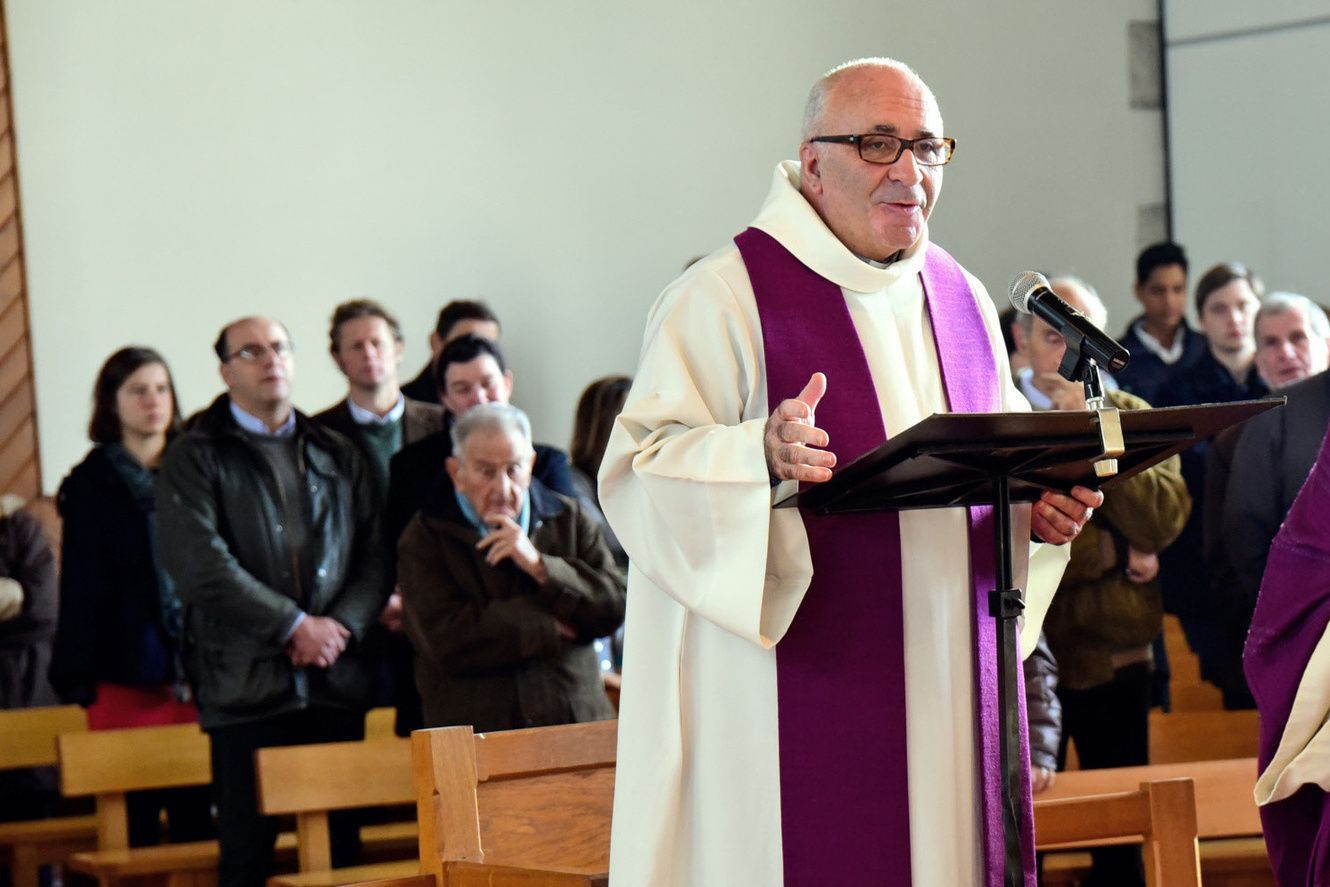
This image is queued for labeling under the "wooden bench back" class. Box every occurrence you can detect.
[256,737,413,871]
[1149,709,1260,764]
[1043,757,1260,839]
[56,723,210,849]
[1034,778,1201,887]
[0,704,86,770]
[411,720,616,885]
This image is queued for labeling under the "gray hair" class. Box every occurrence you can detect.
[1014,274,1108,333]
[450,402,532,454]
[801,57,933,142]
[1256,292,1330,341]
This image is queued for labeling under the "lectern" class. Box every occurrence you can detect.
[777,397,1282,885]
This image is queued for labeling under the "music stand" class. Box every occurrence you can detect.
[776,397,1283,885]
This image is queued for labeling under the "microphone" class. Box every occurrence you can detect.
[1008,272,1130,373]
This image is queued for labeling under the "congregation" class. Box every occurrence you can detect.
[0,298,630,887]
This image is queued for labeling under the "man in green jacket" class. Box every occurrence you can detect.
[1012,277,1192,887]
[397,402,624,732]
[158,316,389,887]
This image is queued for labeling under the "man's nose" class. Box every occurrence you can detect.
[886,148,923,185]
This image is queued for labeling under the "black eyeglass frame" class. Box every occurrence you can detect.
[809,133,957,167]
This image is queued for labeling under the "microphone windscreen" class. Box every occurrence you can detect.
[1008,271,1050,314]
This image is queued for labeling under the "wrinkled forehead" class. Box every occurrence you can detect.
[822,66,944,135]
[1257,307,1309,338]
[459,427,532,463]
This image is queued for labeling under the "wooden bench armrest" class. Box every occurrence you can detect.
[0,814,98,843]
[336,876,435,887]
[446,862,608,887]
[266,859,420,887]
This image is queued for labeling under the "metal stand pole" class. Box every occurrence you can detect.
[990,474,1025,887]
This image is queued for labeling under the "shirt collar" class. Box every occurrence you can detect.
[454,489,531,537]
[346,394,405,426]
[1015,367,1054,410]
[1131,320,1187,364]
[748,160,929,295]
[229,400,296,437]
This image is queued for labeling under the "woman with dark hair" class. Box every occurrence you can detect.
[49,346,213,845]
[569,375,632,568]
[570,376,631,675]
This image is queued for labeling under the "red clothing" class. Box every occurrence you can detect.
[86,682,198,730]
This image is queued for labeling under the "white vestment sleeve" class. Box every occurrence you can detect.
[599,261,812,648]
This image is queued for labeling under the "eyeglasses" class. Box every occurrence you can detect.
[809,133,956,167]
[224,341,294,362]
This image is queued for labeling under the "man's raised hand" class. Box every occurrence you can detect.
[764,372,836,484]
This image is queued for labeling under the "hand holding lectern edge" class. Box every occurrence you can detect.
[774,396,1283,887]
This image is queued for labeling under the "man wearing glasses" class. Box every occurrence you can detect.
[601,58,1099,886]
[157,316,389,887]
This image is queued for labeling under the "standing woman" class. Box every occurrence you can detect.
[49,347,213,845]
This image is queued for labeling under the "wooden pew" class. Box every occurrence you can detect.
[410,720,616,887]
[257,737,419,887]
[58,722,225,887]
[1149,708,1260,764]
[0,705,97,887]
[1034,778,1200,887]
[1041,757,1271,886]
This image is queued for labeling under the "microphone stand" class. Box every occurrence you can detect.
[1058,332,1125,477]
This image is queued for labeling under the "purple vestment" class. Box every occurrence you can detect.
[1245,422,1330,885]
[735,228,1036,886]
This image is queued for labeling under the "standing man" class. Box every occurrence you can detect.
[1155,262,1267,697]
[1116,242,1207,404]
[315,299,445,503]
[600,58,1099,886]
[397,403,624,731]
[157,317,389,887]
[1216,294,1330,706]
[399,300,501,403]
[383,333,576,734]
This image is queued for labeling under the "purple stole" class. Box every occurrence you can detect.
[1245,424,1330,885]
[735,227,1035,887]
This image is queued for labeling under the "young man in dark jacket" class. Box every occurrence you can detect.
[157,316,389,887]
[398,402,624,732]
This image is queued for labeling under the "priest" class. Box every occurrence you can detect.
[599,57,1100,886]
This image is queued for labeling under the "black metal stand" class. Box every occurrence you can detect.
[775,396,1283,885]
[991,474,1025,886]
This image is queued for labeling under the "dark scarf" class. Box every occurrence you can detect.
[104,443,189,699]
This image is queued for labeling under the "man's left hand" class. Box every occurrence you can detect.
[477,516,549,584]
[1032,485,1103,545]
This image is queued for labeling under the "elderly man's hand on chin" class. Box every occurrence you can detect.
[1032,486,1103,545]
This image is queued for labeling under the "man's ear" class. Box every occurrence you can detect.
[1133,284,1148,306]
[1011,322,1030,357]
[428,332,443,359]
[501,370,515,401]
[445,456,460,485]
[799,142,823,196]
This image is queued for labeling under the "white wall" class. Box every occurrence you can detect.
[1165,2,1330,299]
[7,0,1163,491]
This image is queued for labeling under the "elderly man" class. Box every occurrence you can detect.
[396,403,624,731]
[1213,294,1330,707]
[600,58,1099,887]
[1014,277,1190,886]
[157,317,388,887]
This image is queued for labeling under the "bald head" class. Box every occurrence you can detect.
[802,58,940,142]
